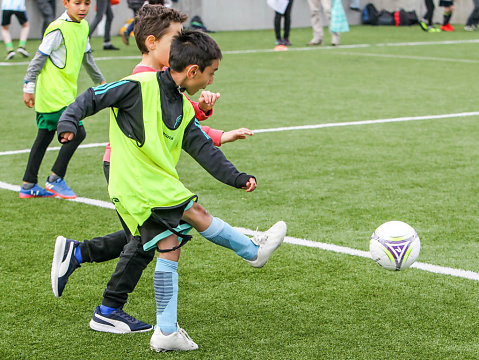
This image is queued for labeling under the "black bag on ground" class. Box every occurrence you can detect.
[377,10,395,25]
[362,3,379,25]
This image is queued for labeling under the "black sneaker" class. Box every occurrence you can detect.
[51,236,81,297]
[103,44,120,50]
[90,306,153,334]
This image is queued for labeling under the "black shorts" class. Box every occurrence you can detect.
[1,10,28,26]
[439,0,453,7]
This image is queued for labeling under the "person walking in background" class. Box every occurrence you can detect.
[330,0,348,45]
[36,0,55,35]
[464,0,479,31]
[1,0,30,60]
[419,0,440,32]
[307,0,340,46]
[439,0,454,31]
[89,0,119,50]
[268,0,294,46]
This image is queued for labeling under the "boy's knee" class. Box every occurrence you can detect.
[182,202,212,230]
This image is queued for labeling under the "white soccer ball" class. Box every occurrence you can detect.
[369,221,420,271]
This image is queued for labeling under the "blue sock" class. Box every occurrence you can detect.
[154,258,178,335]
[199,217,259,260]
[99,304,116,315]
[74,245,82,264]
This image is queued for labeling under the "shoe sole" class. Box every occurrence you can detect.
[19,192,54,198]
[47,188,77,199]
[51,236,66,297]
[89,319,153,334]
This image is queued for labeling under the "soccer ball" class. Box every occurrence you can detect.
[369,221,420,271]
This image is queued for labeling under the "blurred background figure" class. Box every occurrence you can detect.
[36,0,55,35]
[439,0,454,31]
[89,0,119,50]
[268,0,294,46]
[419,0,439,32]
[1,0,30,60]
[464,0,479,31]
[307,0,339,46]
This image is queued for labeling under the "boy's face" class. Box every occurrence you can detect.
[63,0,90,22]
[150,22,183,68]
[184,59,219,95]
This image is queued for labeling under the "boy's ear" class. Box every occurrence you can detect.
[145,35,157,51]
[186,65,199,79]
[63,0,68,6]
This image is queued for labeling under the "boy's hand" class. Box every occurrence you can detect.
[59,132,75,143]
[243,177,257,192]
[23,93,35,108]
[198,91,220,113]
[221,128,253,144]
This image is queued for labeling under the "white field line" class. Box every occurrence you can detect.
[1,39,479,67]
[333,51,479,64]
[1,180,478,282]
[2,111,478,157]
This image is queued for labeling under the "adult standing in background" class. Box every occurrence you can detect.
[89,0,119,50]
[36,0,55,35]
[307,0,340,46]
[464,0,479,31]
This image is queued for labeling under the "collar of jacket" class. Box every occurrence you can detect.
[158,68,186,130]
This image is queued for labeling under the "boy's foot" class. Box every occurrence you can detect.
[331,33,340,46]
[246,221,287,268]
[283,38,292,46]
[19,184,54,198]
[103,44,120,50]
[51,236,81,297]
[121,30,129,45]
[45,177,77,199]
[307,39,322,46]
[464,25,475,31]
[275,39,284,45]
[419,20,429,31]
[5,50,15,60]
[428,27,441,32]
[441,23,454,32]
[90,306,153,334]
[150,324,198,352]
[17,47,30,57]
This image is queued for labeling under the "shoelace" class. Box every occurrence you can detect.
[177,328,194,343]
[252,227,268,245]
[116,309,141,324]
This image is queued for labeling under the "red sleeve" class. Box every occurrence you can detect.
[201,125,224,147]
[184,94,213,121]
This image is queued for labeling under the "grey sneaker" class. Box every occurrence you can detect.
[17,47,30,57]
[246,221,286,268]
[5,50,15,60]
[150,324,198,352]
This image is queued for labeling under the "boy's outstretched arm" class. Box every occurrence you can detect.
[57,80,142,143]
[182,118,255,191]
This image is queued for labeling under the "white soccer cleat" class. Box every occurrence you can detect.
[246,221,287,268]
[150,324,198,352]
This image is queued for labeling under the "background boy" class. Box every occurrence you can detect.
[440,0,455,31]
[51,4,252,335]
[20,0,105,199]
[57,29,286,352]
[1,0,30,60]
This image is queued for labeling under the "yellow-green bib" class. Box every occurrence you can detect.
[35,19,89,113]
[108,71,196,234]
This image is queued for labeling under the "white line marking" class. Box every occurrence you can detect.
[1,179,478,281]
[2,112,478,157]
[1,39,479,67]
[253,111,479,133]
[0,142,108,156]
[333,51,479,64]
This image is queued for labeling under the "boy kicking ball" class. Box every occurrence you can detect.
[57,29,286,352]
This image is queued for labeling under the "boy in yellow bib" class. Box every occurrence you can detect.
[58,30,286,352]
[20,0,105,199]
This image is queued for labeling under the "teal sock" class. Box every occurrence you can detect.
[154,258,178,335]
[199,217,258,260]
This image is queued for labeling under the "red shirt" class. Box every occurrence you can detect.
[103,65,224,162]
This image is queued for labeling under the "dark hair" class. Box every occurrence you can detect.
[169,30,222,72]
[134,4,187,54]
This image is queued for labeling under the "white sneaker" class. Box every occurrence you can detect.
[150,324,198,352]
[246,221,286,268]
